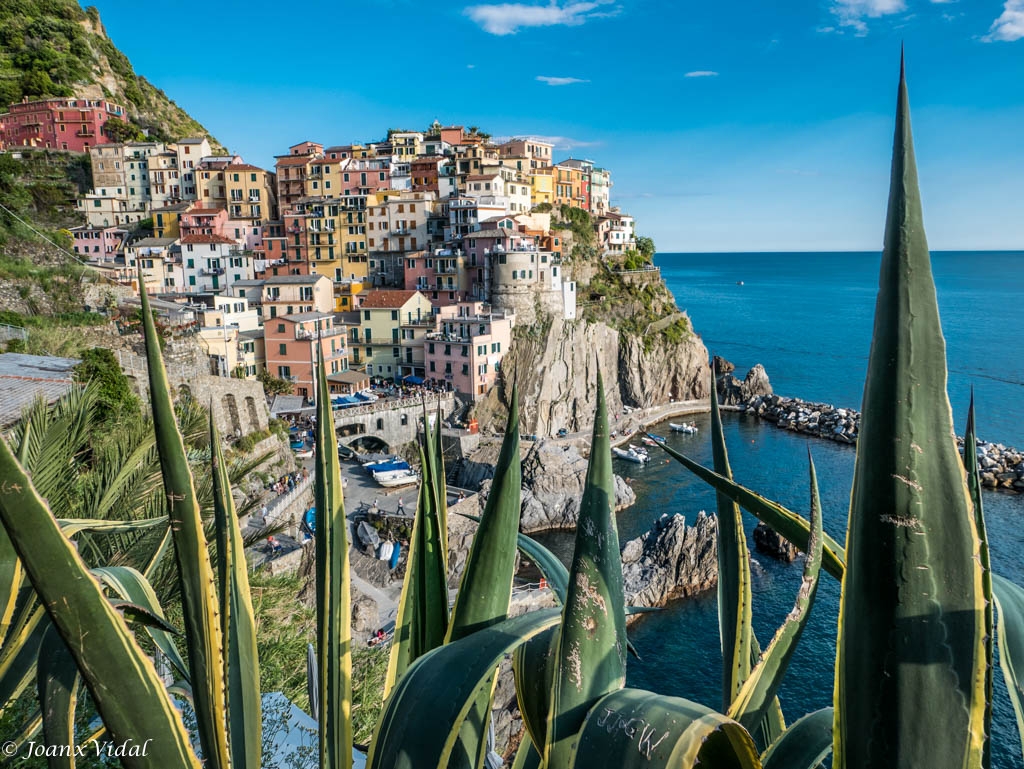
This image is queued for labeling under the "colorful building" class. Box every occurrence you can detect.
[259,274,335,319]
[0,97,127,152]
[225,163,276,225]
[352,289,434,381]
[423,302,514,398]
[263,311,349,400]
[69,224,128,265]
[181,234,252,293]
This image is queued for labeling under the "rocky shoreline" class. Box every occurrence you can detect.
[717,359,1024,493]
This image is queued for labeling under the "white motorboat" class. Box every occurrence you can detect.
[669,422,699,434]
[612,446,650,464]
[376,470,419,488]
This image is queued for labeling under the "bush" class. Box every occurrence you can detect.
[73,346,138,424]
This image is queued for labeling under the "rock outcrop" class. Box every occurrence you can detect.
[753,522,798,563]
[475,317,710,437]
[620,512,718,609]
[716,358,773,406]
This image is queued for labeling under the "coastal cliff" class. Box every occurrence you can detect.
[475,315,710,437]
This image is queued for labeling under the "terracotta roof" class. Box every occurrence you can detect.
[275,156,312,166]
[227,163,266,172]
[180,234,236,245]
[185,207,223,215]
[359,290,420,309]
[466,173,501,181]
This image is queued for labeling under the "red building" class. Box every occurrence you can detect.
[0,97,127,152]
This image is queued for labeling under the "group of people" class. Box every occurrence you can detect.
[267,468,309,497]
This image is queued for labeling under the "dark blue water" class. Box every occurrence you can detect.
[538,252,1024,766]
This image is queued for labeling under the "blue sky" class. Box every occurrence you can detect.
[91,0,1023,252]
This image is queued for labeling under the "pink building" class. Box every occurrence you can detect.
[403,248,470,307]
[340,160,391,196]
[423,302,515,399]
[0,97,127,152]
[69,224,128,263]
[179,206,229,238]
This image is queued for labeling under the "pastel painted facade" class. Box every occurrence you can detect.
[351,290,433,381]
[147,151,182,209]
[389,131,424,159]
[340,160,391,196]
[403,248,469,306]
[76,191,148,228]
[598,211,635,254]
[444,195,507,241]
[0,97,126,152]
[70,225,127,264]
[259,274,334,319]
[264,311,349,400]
[529,167,554,207]
[180,234,251,293]
[226,163,276,225]
[151,202,190,239]
[196,160,229,209]
[366,192,435,255]
[125,237,180,294]
[275,154,315,213]
[423,302,514,398]
[497,138,553,170]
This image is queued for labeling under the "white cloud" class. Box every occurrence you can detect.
[984,0,1024,41]
[510,134,600,151]
[467,64,476,68]
[535,75,590,86]
[830,0,906,35]
[684,70,719,78]
[464,1,617,35]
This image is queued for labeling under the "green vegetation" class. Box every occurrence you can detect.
[73,346,138,424]
[0,0,218,145]
[552,205,597,261]
[259,369,294,397]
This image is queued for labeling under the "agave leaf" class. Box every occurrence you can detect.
[545,371,628,768]
[433,396,448,556]
[368,608,560,769]
[963,393,993,768]
[313,350,352,769]
[0,519,22,642]
[446,390,522,769]
[568,688,761,769]
[0,608,48,718]
[653,440,846,581]
[4,709,42,762]
[833,57,987,769]
[37,624,80,769]
[57,517,169,537]
[210,415,262,769]
[514,625,559,752]
[138,279,228,769]
[510,733,542,769]
[760,707,834,769]
[0,434,200,768]
[708,379,755,714]
[729,454,824,734]
[384,441,449,698]
[993,575,1024,764]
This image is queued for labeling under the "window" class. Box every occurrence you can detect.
[376,418,384,430]
[401,414,408,426]
[429,361,436,372]
[390,310,398,320]
[279,343,287,355]
[363,310,370,321]
[277,323,285,333]
[278,366,291,378]
[462,364,469,375]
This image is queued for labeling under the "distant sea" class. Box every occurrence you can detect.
[538,251,1024,767]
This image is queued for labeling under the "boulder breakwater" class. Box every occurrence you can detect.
[716,358,1024,492]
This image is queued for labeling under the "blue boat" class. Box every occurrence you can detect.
[303,507,316,535]
[290,439,305,450]
[366,459,410,475]
[389,541,401,570]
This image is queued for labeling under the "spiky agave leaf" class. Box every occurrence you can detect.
[760,708,834,769]
[993,575,1024,763]
[963,393,994,768]
[368,608,561,769]
[445,389,522,769]
[210,415,262,769]
[567,688,760,768]
[708,377,754,711]
[37,623,79,769]
[729,453,824,735]
[313,349,353,769]
[544,371,627,769]
[833,56,987,769]
[138,278,229,769]
[0,436,200,768]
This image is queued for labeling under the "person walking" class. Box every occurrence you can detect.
[397,497,405,515]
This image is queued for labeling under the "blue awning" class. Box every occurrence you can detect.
[403,375,425,385]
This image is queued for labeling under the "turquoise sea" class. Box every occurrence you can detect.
[539,251,1024,767]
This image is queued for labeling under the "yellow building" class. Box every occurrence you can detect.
[530,167,554,207]
[225,163,277,225]
[151,202,190,238]
[195,160,229,209]
[338,193,384,282]
[352,289,433,381]
[334,279,365,312]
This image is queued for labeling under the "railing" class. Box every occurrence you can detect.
[201,268,225,276]
[296,326,347,340]
[333,393,455,421]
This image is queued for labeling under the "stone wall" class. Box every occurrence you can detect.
[115,344,269,437]
[334,394,455,450]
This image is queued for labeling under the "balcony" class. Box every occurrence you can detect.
[295,325,347,340]
[201,268,225,276]
[391,228,410,236]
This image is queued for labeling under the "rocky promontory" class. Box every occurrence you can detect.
[621,512,718,611]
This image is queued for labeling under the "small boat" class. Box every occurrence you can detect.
[377,470,419,488]
[367,459,411,476]
[362,455,402,468]
[737,280,745,286]
[289,439,305,450]
[372,467,414,482]
[641,437,658,447]
[294,447,314,459]
[669,422,699,435]
[612,446,650,464]
[644,434,666,445]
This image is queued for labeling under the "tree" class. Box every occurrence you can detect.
[73,346,138,424]
[636,235,656,261]
[103,119,145,143]
[258,369,293,397]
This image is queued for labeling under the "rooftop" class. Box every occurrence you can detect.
[359,290,420,309]
[264,275,327,285]
[281,311,337,322]
[131,237,178,248]
[181,234,235,245]
[0,354,80,427]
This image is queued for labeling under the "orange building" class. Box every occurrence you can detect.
[263,311,349,400]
